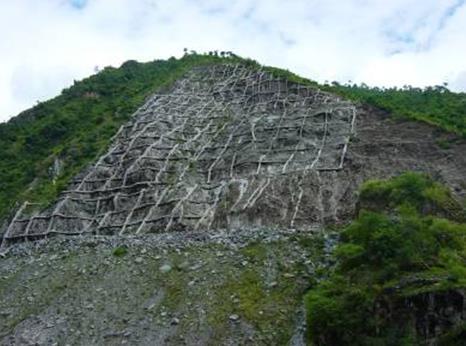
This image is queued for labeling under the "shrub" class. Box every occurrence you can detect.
[305,172,466,345]
[359,172,465,221]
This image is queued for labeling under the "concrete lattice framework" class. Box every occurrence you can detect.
[1,64,356,247]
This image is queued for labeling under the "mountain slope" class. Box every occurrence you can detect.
[1,52,466,225]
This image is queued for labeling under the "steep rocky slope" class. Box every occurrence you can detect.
[0,60,465,345]
[1,63,356,246]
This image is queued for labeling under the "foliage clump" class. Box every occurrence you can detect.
[359,172,465,221]
[305,172,466,345]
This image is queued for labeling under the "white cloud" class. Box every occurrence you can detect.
[0,0,465,122]
[451,71,466,90]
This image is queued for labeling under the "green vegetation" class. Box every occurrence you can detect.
[359,172,465,221]
[305,172,466,345]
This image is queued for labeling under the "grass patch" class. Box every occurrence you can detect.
[240,242,268,262]
[112,246,128,257]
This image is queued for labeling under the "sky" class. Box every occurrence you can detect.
[1,0,466,122]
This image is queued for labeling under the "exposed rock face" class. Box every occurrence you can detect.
[1,64,357,245]
[2,64,466,251]
[408,289,465,343]
[375,289,465,345]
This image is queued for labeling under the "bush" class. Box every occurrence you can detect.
[305,172,466,345]
[359,172,465,221]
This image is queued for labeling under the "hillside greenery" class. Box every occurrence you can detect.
[0,51,465,222]
[327,82,466,138]
[305,172,466,345]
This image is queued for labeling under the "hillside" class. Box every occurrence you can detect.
[0,53,465,345]
[1,52,465,224]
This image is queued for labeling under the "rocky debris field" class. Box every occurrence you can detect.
[0,228,334,345]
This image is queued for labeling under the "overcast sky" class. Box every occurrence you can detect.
[1,0,466,122]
